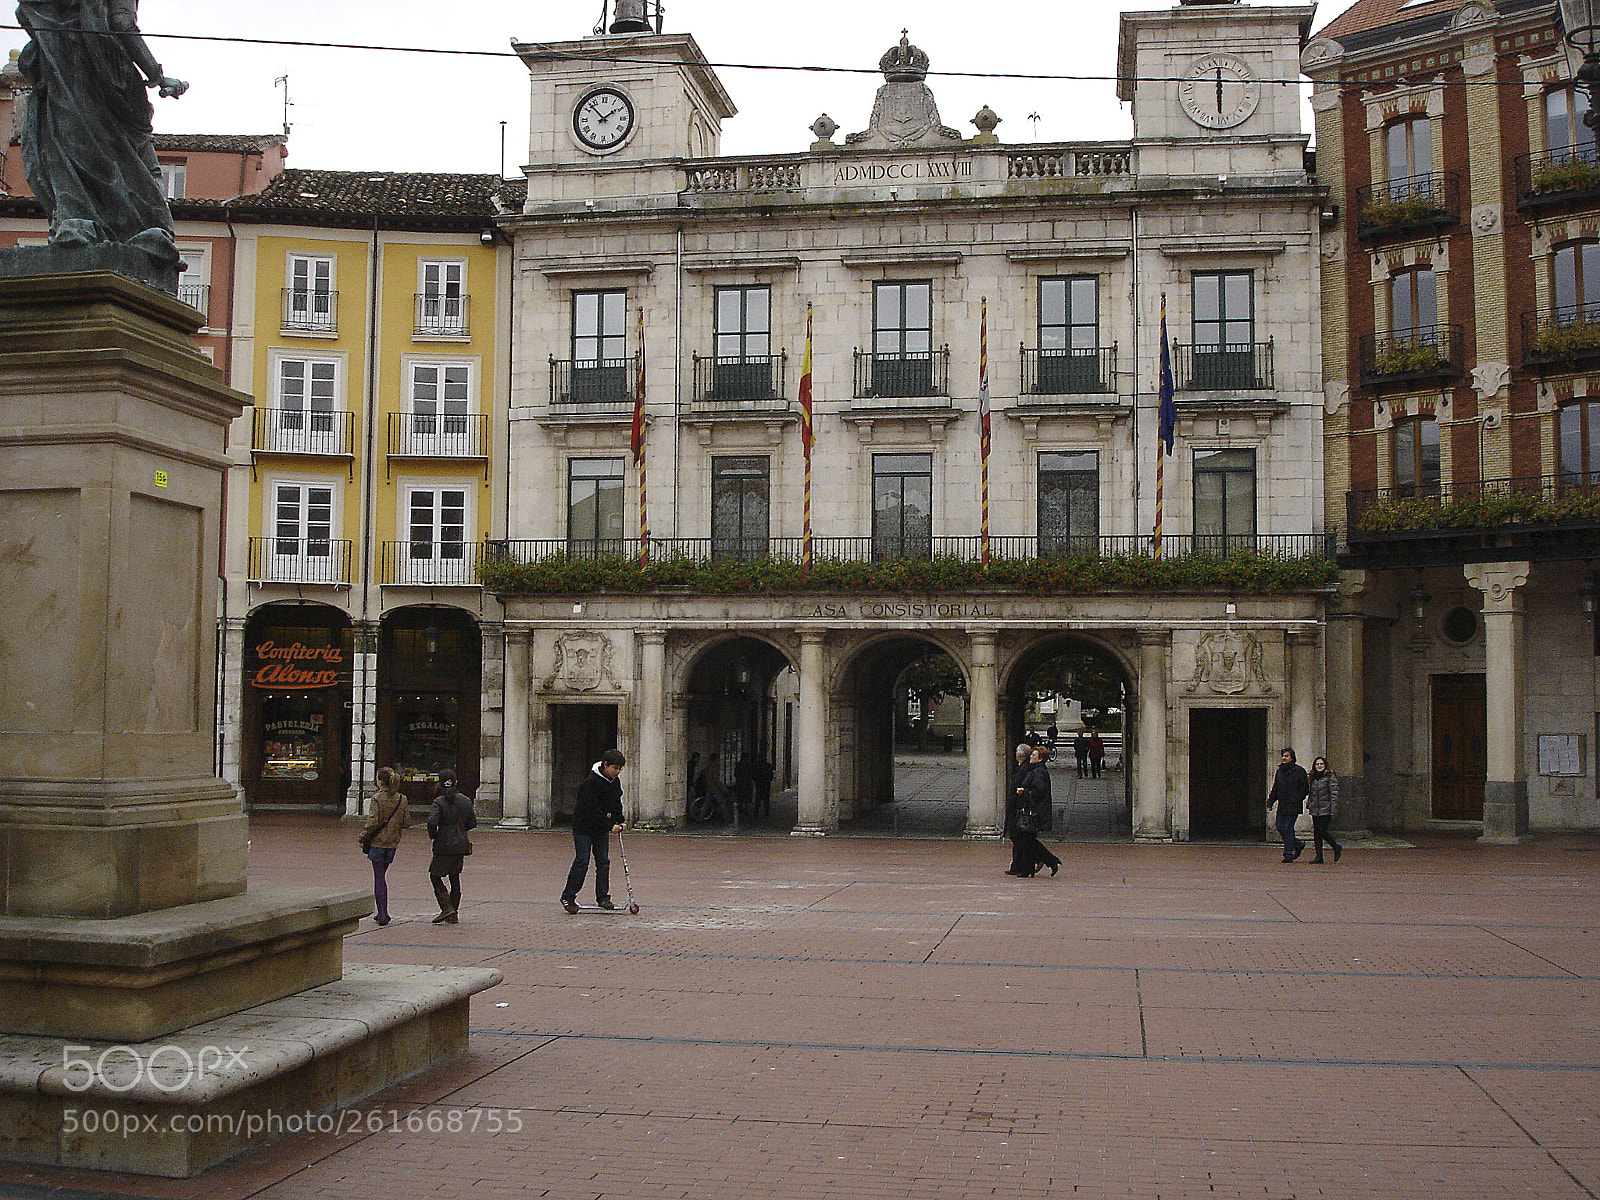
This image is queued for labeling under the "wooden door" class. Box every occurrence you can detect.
[1431,674,1486,820]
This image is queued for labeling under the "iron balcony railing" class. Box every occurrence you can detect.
[177,282,209,317]
[1515,143,1600,210]
[281,288,338,334]
[691,353,789,407]
[550,357,632,410]
[251,407,355,456]
[853,348,950,400]
[386,411,488,457]
[414,292,469,337]
[248,537,353,585]
[379,540,481,586]
[1346,472,1600,533]
[1355,171,1460,239]
[1358,324,1465,386]
[1171,341,1274,391]
[1521,304,1600,368]
[1020,346,1117,396]
[489,533,1331,566]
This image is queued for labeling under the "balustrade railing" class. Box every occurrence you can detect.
[251,407,354,456]
[1020,346,1117,396]
[248,537,353,585]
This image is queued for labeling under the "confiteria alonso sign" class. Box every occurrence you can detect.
[249,641,345,689]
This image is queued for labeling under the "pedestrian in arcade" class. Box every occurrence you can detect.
[426,770,476,923]
[1007,744,1061,878]
[561,749,627,913]
[1073,731,1090,778]
[358,765,408,926]
[1088,731,1106,778]
[1268,747,1309,863]
[1306,756,1344,864]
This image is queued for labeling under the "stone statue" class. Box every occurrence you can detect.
[15,0,188,268]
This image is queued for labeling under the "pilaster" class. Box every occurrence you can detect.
[1135,630,1171,841]
[964,630,1002,838]
[1465,561,1531,843]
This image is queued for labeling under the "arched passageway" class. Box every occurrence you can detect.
[680,635,794,831]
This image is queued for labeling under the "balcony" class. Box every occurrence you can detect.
[1172,342,1274,391]
[1358,324,1465,388]
[414,292,469,338]
[1515,144,1600,212]
[177,282,209,318]
[281,288,337,335]
[380,540,481,586]
[251,407,354,457]
[386,411,488,458]
[853,348,950,401]
[1355,172,1460,241]
[690,353,788,409]
[1522,305,1600,370]
[1342,473,1600,567]
[248,537,353,586]
[1020,346,1116,397]
[549,357,632,411]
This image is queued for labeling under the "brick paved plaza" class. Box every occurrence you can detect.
[1,804,1596,1200]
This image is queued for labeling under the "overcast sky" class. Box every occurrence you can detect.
[0,0,1364,177]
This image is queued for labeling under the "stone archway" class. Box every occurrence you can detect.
[678,634,795,830]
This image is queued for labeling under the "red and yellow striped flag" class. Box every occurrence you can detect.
[799,303,814,573]
[632,306,648,566]
[979,297,991,568]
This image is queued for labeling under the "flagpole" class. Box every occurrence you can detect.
[1153,292,1175,561]
[633,306,649,566]
[799,304,814,573]
[979,297,991,568]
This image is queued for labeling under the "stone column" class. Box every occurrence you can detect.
[1134,630,1171,841]
[1465,561,1531,843]
[498,628,531,827]
[344,620,378,817]
[1287,628,1321,765]
[793,630,830,836]
[964,630,1002,838]
[1325,574,1370,833]
[218,616,247,791]
[635,628,669,828]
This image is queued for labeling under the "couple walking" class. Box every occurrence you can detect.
[359,767,477,925]
[1005,743,1061,878]
[1268,748,1343,864]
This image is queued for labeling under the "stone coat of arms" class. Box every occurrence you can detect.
[542,631,621,693]
[1185,631,1269,695]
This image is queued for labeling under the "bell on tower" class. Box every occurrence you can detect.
[608,0,658,34]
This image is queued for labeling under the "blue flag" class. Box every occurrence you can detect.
[1157,309,1175,456]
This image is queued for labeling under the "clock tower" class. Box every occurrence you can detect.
[1117,1,1314,176]
[514,12,736,208]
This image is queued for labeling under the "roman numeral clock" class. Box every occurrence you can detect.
[1177,53,1260,130]
[572,85,637,152]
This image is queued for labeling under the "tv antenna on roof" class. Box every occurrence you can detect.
[274,75,292,138]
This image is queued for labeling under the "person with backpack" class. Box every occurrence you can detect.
[562,749,627,913]
[426,770,476,924]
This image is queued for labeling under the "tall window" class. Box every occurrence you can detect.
[571,290,627,404]
[1038,451,1098,555]
[1036,277,1100,393]
[711,456,770,559]
[406,362,472,455]
[872,453,932,560]
[1545,86,1597,155]
[274,357,339,453]
[1559,400,1600,484]
[403,488,468,581]
[1553,241,1600,319]
[567,457,625,551]
[419,260,466,334]
[1389,267,1437,333]
[1385,116,1432,181]
[1191,271,1256,388]
[269,482,337,582]
[1193,449,1256,550]
[711,286,773,400]
[286,255,334,331]
[871,280,933,396]
[158,160,186,199]
[1393,415,1440,498]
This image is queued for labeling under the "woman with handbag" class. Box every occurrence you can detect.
[426,769,476,924]
[358,765,408,926]
[1306,756,1343,864]
[1007,744,1061,878]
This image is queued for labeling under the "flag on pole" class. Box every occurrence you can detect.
[979,297,991,568]
[632,306,649,566]
[1153,293,1175,560]
[799,303,814,573]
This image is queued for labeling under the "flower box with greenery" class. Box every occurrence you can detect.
[1360,193,1446,229]
[1372,339,1443,376]
[1530,317,1600,360]
[1530,157,1600,197]
[1353,488,1600,534]
[479,549,1339,597]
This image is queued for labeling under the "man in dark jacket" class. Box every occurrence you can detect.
[561,748,627,913]
[1268,747,1310,862]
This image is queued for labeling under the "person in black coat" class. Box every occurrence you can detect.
[1006,744,1062,878]
[426,770,477,924]
[561,748,627,912]
[1268,747,1310,863]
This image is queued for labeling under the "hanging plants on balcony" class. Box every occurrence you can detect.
[1360,193,1445,229]
[1373,339,1442,376]
[1531,318,1600,359]
[1354,488,1600,533]
[1529,158,1600,196]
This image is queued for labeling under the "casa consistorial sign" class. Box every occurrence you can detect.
[790,600,1002,620]
[832,158,973,186]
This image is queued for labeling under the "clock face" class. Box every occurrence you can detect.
[1177,54,1262,130]
[573,87,636,151]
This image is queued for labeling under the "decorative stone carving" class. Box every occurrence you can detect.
[541,630,622,692]
[1473,360,1511,399]
[846,31,962,149]
[1185,631,1270,695]
[1471,204,1501,235]
[809,113,838,147]
[970,105,1001,145]
[1451,3,1496,32]
[1300,38,1344,71]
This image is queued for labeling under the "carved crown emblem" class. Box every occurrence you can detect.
[879,31,930,83]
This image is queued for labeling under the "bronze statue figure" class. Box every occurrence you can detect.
[15,0,189,266]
